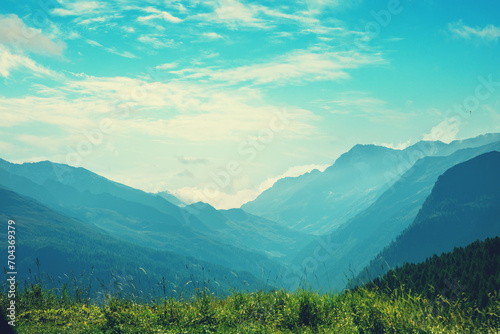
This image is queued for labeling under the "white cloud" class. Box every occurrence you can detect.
[138,35,175,48]
[423,119,460,143]
[52,1,105,16]
[198,0,268,29]
[122,26,135,33]
[448,20,500,42]
[178,48,383,86]
[0,45,61,78]
[324,91,390,114]
[77,16,107,25]
[202,32,224,39]
[87,39,103,47]
[155,62,178,70]
[0,14,66,56]
[137,7,182,23]
[376,139,414,150]
[105,47,138,58]
[170,163,329,209]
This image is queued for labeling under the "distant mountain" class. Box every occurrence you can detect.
[242,133,500,235]
[157,190,185,207]
[184,202,314,261]
[0,186,263,296]
[361,151,500,282]
[367,236,500,308]
[0,160,283,280]
[290,140,500,291]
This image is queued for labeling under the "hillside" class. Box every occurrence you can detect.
[361,151,500,282]
[0,161,284,280]
[368,236,500,308]
[291,141,500,290]
[242,133,500,235]
[0,186,263,297]
[184,202,314,261]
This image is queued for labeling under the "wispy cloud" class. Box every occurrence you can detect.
[0,14,66,56]
[202,32,224,40]
[138,35,176,49]
[155,62,178,70]
[197,0,268,29]
[176,48,384,86]
[52,1,105,16]
[323,91,391,115]
[448,20,500,42]
[176,156,209,165]
[0,45,61,78]
[137,7,182,23]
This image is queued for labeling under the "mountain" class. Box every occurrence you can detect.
[361,151,500,282]
[290,140,500,291]
[241,133,500,235]
[0,161,283,280]
[157,190,185,207]
[367,236,500,308]
[184,202,314,261]
[0,186,263,296]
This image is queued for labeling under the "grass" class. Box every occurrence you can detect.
[3,277,500,333]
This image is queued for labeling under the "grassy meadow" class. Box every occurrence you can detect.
[3,277,500,333]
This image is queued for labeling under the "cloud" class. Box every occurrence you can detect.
[0,14,66,56]
[104,47,138,58]
[198,0,268,29]
[87,39,103,47]
[122,26,135,33]
[323,91,390,114]
[176,156,209,165]
[202,32,224,39]
[52,1,105,16]
[171,163,330,209]
[0,45,61,78]
[138,35,176,48]
[137,7,182,23]
[155,62,178,70]
[77,16,107,25]
[422,119,460,143]
[448,20,500,42]
[376,139,414,150]
[177,48,383,86]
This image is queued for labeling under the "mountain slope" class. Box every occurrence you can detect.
[242,133,500,235]
[291,141,500,290]
[0,162,283,280]
[184,202,314,261]
[368,236,500,308]
[362,151,500,281]
[0,186,263,296]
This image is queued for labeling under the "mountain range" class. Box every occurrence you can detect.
[242,133,500,235]
[1,132,499,294]
[361,151,500,281]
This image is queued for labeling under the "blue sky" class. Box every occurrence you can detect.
[1,0,500,208]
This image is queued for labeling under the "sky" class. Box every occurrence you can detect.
[1,0,500,209]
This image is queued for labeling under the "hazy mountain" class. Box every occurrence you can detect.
[184,202,314,261]
[0,159,184,219]
[0,186,263,296]
[361,151,500,282]
[242,133,500,235]
[290,140,500,291]
[0,161,283,280]
[157,190,186,207]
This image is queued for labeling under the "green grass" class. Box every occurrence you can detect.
[4,281,500,333]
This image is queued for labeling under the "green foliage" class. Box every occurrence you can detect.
[6,279,500,333]
[366,237,500,310]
